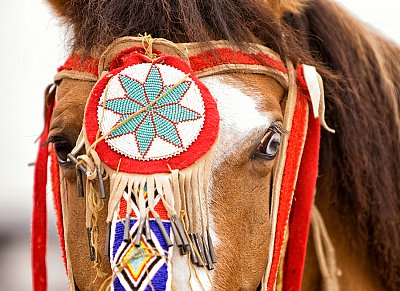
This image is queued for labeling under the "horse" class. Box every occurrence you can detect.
[32,0,400,290]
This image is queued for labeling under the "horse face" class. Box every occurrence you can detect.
[49,72,285,290]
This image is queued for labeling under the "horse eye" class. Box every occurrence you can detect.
[252,130,282,160]
[48,136,74,166]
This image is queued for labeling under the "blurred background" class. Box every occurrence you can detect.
[0,0,398,290]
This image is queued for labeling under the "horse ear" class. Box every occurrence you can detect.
[47,0,82,19]
[263,0,309,15]
[47,0,70,18]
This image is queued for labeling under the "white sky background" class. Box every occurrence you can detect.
[0,0,398,289]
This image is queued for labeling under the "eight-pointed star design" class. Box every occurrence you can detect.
[104,65,201,156]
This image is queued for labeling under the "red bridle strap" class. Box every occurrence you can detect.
[32,85,56,291]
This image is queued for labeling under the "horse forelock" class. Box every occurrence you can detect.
[47,0,313,63]
[285,1,400,289]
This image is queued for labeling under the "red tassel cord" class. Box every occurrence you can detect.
[50,146,67,272]
[282,66,322,291]
[32,85,56,291]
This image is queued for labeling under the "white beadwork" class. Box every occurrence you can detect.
[97,63,205,161]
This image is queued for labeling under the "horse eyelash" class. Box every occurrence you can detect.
[44,136,55,145]
[45,134,69,145]
[42,136,57,147]
[256,122,287,152]
[269,122,288,135]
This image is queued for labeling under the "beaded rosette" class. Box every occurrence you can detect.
[78,44,219,290]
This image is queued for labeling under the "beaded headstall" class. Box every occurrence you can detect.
[32,36,333,291]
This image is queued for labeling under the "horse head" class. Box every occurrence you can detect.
[47,39,292,291]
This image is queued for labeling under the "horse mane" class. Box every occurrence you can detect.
[53,0,307,60]
[285,1,400,289]
[49,0,399,289]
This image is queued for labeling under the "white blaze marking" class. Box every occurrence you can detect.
[202,75,274,168]
[171,75,275,290]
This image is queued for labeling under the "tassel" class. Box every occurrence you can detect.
[170,218,183,247]
[207,229,217,264]
[202,236,214,270]
[155,217,173,247]
[189,233,200,265]
[145,215,152,242]
[123,181,134,243]
[148,177,173,247]
[105,222,111,257]
[87,227,96,261]
[123,213,131,243]
[96,164,106,199]
[76,168,85,198]
[133,218,146,246]
[194,233,207,267]
[172,215,190,251]
[67,153,87,198]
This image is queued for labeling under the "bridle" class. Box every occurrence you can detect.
[32,36,330,291]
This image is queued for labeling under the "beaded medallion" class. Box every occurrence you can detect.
[84,52,219,174]
[98,63,205,160]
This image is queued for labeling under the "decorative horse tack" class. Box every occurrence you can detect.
[33,36,330,291]
[67,40,220,290]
